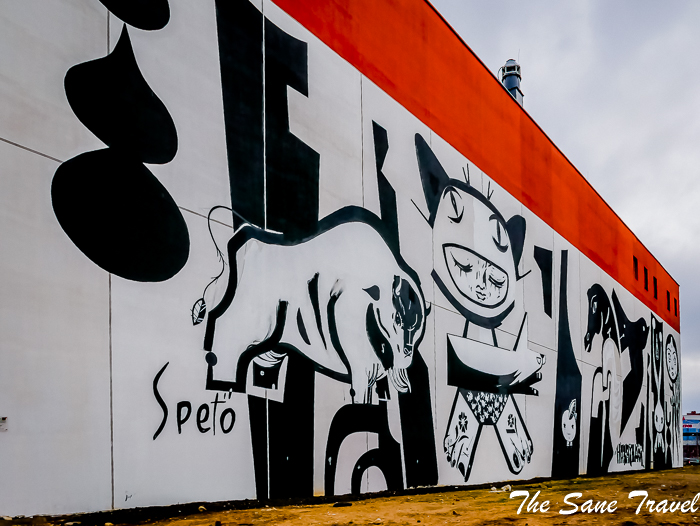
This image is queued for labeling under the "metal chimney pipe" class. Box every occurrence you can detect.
[500,59,524,106]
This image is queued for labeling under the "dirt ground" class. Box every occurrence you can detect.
[10,466,700,526]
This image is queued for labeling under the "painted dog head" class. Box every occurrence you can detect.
[415,134,526,328]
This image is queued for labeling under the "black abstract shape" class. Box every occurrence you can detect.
[308,273,327,349]
[612,291,649,433]
[583,284,618,353]
[551,251,581,479]
[398,351,438,487]
[99,0,170,31]
[215,0,265,229]
[252,361,282,390]
[373,122,399,253]
[52,149,189,282]
[363,285,381,302]
[533,246,553,317]
[267,353,315,498]
[366,304,394,371]
[265,19,320,240]
[247,394,269,499]
[506,215,528,280]
[325,380,403,496]
[152,362,169,440]
[296,308,311,345]
[415,134,450,226]
[64,27,177,164]
[635,405,645,446]
[191,298,206,326]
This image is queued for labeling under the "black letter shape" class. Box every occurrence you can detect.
[264,18,321,240]
[177,401,192,434]
[98,0,170,31]
[215,0,265,229]
[372,122,399,253]
[533,246,553,318]
[152,362,169,440]
[197,403,211,434]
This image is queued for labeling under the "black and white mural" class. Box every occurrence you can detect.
[30,0,682,512]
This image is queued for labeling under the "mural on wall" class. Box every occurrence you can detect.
[51,20,189,283]
[551,251,582,479]
[201,210,427,403]
[414,134,546,481]
[585,285,649,474]
[666,334,681,466]
[198,0,438,499]
[42,0,683,509]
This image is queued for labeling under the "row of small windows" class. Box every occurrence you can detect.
[633,256,678,317]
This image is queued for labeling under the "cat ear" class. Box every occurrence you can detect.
[506,214,527,279]
[415,133,450,226]
[363,285,381,301]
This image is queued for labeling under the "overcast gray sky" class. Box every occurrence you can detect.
[428,0,700,411]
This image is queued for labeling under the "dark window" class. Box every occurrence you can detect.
[633,256,638,280]
[653,277,658,299]
[644,267,648,291]
[674,297,678,316]
[667,290,671,311]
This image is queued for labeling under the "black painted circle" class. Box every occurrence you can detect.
[205,352,218,366]
[52,149,189,282]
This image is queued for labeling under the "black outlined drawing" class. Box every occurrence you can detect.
[202,207,427,404]
[551,251,581,479]
[585,285,649,474]
[415,133,544,481]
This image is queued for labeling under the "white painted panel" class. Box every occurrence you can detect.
[0,0,106,161]
[0,142,111,516]
[111,212,256,508]
[313,374,356,496]
[522,206,555,352]
[522,342,558,479]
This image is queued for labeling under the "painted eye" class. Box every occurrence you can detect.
[445,188,464,223]
[489,215,509,252]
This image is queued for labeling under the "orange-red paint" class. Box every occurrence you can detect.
[273,0,680,332]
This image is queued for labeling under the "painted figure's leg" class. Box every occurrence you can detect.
[494,395,533,474]
[444,389,482,481]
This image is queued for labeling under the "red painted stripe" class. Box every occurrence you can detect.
[273,0,680,332]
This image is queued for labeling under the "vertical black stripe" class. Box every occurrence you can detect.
[308,273,326,348]
[215,0,265,229]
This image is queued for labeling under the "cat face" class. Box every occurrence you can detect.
[415,133,525,328]
[433,184,518,322]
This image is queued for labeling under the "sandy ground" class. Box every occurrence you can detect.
[9,466,700,526]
